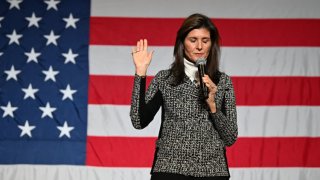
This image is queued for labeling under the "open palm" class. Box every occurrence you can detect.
[132,39,154,76]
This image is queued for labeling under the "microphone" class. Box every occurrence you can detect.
[196,58,208,99]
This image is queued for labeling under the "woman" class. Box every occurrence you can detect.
[130,13,237,180]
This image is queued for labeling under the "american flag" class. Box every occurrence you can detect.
[1,0,320,180]
[0,0,89,165]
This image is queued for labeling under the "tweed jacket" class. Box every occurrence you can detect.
[130,69,238,177]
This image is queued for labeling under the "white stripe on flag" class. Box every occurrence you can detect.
[89,46,320,76]
[1,165,320,180]
[91,0,320,18]
[88,105,320,137]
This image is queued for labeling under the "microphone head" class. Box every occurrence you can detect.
[195,58,206,66]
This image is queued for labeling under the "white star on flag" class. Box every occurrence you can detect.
[0,52,3,56]
[57,121,74,138]
[0,17,4,27]
[44,0,60,11]
[4,65,21,81]
[62,49,78,64]
[1,101,18,118]
[63,13,79,29]
[42,66,59,82]
[60,84,77,101]
[22,84,39,100]
[18,120,36,138]
[7,0,23,10]
[39,102,56,119]
[25,12,42,28]
[24,47,41,63]
[44,30,60,46]
[6,29,23,45]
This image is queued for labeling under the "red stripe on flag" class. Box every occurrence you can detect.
[86,136,156,167]
[90,17,320,46]
[228,137,320,167]
[86,137,320,167]
[88,75,320,105]
[232,76,320,106]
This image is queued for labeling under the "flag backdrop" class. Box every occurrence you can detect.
[1,0,320,179]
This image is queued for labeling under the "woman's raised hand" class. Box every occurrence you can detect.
[131,39,154,76]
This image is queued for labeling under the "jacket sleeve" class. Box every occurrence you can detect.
[210,74,238,147]
[130,73,163,129]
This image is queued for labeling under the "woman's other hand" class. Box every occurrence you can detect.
[202,75,218,113]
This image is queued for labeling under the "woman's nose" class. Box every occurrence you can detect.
[196,42,203,50]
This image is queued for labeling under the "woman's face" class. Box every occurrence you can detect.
[183,28,212,63]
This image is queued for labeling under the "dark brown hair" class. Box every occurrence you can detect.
[170,13,221,85]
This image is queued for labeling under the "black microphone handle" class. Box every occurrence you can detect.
[198,64,208,99]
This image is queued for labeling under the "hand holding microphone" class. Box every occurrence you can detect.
[196,58,218,112]
[196,58,208,99]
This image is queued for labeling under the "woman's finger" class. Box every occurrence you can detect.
[139,39,143,51]
[202,76,215,86]
[136,40,140,52]
[202,75,218,94]
[143,39,148,52]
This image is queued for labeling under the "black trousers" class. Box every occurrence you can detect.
[151,172,229,180]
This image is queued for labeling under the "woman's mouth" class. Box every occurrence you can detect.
[194,53,205,58]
